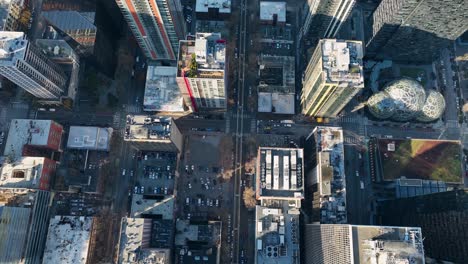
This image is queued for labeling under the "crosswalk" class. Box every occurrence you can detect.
[231,112,252,119]
[446,120,459,128]
[344,135,363,145]
[11,102,29,110]
[225,117,231,133]
[250,118,256,134]
[113,112,121,128]
[126,105,141,114]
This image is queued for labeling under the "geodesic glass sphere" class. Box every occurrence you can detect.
[383,78,426,121]
[416,89,446,122]
[367,91,395,119]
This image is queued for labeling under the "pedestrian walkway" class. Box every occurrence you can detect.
[126,105,141,114]
[225,117,231,134]
[250,118,256,134]
[344,135,362,145]
[113,112,121,128]
[446,120,460,128]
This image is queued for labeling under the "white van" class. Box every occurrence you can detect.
[186,198,190,205]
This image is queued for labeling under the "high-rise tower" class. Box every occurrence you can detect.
[0,31,67,100]
[366,0,468,62]
[301,39,363,118]
[300,0,356,42]
[115,0,186,60]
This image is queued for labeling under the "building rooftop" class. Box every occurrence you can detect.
[196,0,231,14]
[125,116,172,142]
[0,157,50,189]
[308,126,347,224]
[320,39,364,86]
[350,225,425,264]
[3,119,61,160]
[144,66,184,112]
[259,1,286,23]
[42,216,93,264]
[131,194,174,219]
[256,147,304,200]
[257,92,295,114]
[177,33,225,79]
[42,11,96,32]
[375,138,462,183]
[0,31,27,65]
[120,218,172,264]
[255,200,300,264]
[0,206,30,263]
[0,0,16,30]
[35,39,78,63]
[67,126,112,151]
[175,220,222,247]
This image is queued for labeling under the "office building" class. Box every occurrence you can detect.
[3,119,63,161]
[259,1,286,25]
[195,0,231,20]
[0,188,52,264]
[378,189,468,263]
[301,39,363,118]
[66,126,112,151]
[304,224,425,264]
[255,201,301,264]
[143,65,185,112]
[304,126,347,223]
[115,0,186,60]
[256,147,304,203]
[42,216,94,264]
[0,0,27,31]
[300,0,356,42]
[175,220,222,264]
[35,39,80,105]
[176,32,227,111]
[366,0,468,62]
[119,217,172,264]
[0,156,56,190]
[0,31,68,100]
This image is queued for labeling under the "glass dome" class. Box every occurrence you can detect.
[367,91,395,119]
[384,78,426,121]
[416,90,446,122]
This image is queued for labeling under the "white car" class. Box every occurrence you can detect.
[130,170,134,177]
[188,183,192,189]
[140,186,144,193]
[134,186,138,194]
[122,169,126,176]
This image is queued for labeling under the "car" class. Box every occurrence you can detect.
[144,155,148,160]
[141,186,144,193]
[191,165,195,171]
[356,171,359,177]
[188,183,192,189]
[205,184,209,190]
[187,213,191,220]
[134,186,138,194]
[167,165,171,171]
[360,181,365,189]
[198,198,202,206]
[216,199,219,207]
[122,169,126,176]
[186,197,190,205]
[136,56,140,63]
[164,187,168,195]
[130,170,134,177]
[154,187,158,194]
[49,108,56,112]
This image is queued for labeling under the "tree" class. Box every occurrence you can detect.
[243,187,257,209]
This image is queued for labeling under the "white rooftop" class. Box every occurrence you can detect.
[0,156,48,188]
[260,1,286,23]
[196,0,231,13]
[144,66,184,112]
[258,92,294,114]
[320,39,364,85]
[0,31,27,66]
[42,216,93,264]
[131,195,174,219]
[67,126,112,151]
[3,119,57,160]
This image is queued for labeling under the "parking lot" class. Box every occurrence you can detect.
[176,134,234,221]
[131,151,177,196]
